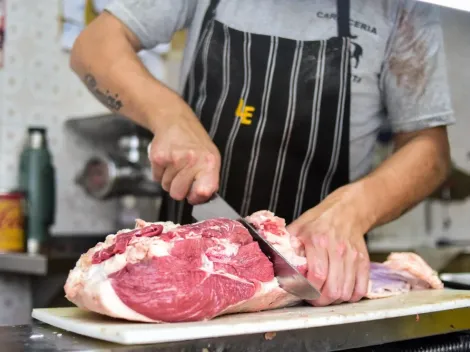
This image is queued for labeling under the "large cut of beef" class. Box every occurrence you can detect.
[64,211,443,323]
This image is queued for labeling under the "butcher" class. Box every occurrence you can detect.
[70,0,454,307]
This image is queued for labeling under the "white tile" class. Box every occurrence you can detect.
[0,0,117,234]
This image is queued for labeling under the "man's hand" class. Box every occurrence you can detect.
[287,184,370,306]
[287,126,450,307]
[148,104,221,205]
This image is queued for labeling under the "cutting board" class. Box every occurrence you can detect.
[32,289,470,345]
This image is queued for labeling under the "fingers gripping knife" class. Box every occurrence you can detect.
[192,193,321,301]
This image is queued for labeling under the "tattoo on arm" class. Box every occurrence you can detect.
[84,74,123,111]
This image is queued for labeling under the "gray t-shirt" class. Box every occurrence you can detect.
[105,0,455,181]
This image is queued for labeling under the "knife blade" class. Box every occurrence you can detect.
[192,193,321,301]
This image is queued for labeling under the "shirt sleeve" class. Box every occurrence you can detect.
[104,0,197,49]
[381,2,455,133]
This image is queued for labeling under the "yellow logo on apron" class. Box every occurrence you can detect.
[235,99,255,125]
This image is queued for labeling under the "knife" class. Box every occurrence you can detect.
[192,193,321,301]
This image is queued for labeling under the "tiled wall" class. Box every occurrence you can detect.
[0,0,119,235]
[0,0,140,325]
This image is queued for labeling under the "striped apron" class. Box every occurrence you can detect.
[161,0,352,226]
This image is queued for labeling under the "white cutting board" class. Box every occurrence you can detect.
[33,289,470,345]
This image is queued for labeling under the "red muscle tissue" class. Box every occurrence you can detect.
[64,211,443,322]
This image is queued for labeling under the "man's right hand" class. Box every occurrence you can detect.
[148,106,221,205]
[70,12,220,205]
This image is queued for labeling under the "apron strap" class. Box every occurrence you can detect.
[336,0,351,37]
[199,0,221,36]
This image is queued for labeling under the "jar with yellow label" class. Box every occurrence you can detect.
[0,191,25,252]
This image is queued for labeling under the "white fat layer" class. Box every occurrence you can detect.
[100,280,157,322]
[218,240,239,256]
[103,253,127,275]
[159,221,180,232]
[207,238,240,258]
[200,254,214,271]
[263,232,306,267]
[149,240,173,257]
[67,266,81,285]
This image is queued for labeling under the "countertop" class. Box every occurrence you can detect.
[3,302,470,352]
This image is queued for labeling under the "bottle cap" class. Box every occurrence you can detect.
[28,127,47,135]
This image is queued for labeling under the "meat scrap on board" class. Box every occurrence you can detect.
[64,210,443,323]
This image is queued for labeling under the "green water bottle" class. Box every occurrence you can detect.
[19,127,56,255]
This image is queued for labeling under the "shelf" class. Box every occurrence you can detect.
[65,113,153,149]
[0,234,111,276]
[0,252,47,276]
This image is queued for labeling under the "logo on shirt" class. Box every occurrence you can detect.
[324,34,363,83]
[317,11,374,83]
[236,98,255,125]
[317,12,378,35]
[350,35,363,69]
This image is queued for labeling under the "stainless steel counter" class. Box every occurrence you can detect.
[3,305,470,352]
[0,234,107,276]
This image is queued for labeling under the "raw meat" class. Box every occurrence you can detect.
[64,210,443,323]
[367,252,443,298]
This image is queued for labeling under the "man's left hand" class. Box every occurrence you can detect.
[287,183,371,306]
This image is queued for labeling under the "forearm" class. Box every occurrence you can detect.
[70,12,188,134]
[354,127,451,231]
